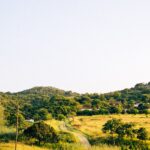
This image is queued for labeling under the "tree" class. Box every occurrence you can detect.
[49,96,78,118]
[99,94,106,101]
[7,113,26,131]
[102,118,122,145]
[35,108,52,121]
[102,119,122,136]
[92,99,100,109]
[116,123,135,139]
[76,95,92,104]
[24,121,58,145]
[4,98,25,150]
[137,128,148,141]
[57,114,66,120]
[109,106,122,114]
[127,108,139,114]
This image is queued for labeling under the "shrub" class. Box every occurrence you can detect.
[23,121,58,145]
[57,114,66,120]
[58,131,76,143]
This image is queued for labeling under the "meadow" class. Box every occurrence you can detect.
[71,114,150,138]
[0,116,120,149]
[1,114,150,149]
[0,143,48,150]
[0,143,120,150]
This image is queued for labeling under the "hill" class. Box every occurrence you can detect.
[0,82,150,150]
[16,86,79,97]
[0,82,150,121]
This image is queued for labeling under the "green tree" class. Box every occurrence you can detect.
[137,128,148,141]
[116,123,135,139]
[35,108,52,121]
[109,105,122,114]
[7,113,26,131]
[92,99,100,109]
[24,121,58,145]
[4,98,25,150]
[102,118,121,136]
[102,118,122,145]
[127,108,139,114]
[57,114,66,120]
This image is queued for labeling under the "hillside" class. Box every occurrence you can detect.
[0,82,150,121]
[16,86,79,97]
[0,82,150,150]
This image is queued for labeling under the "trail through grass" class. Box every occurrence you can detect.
[46,119,91,149]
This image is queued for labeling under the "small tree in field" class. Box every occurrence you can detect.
[137,127,148,142]
[102,118,122,145]
[116,123,135,139]
[102,118,122,137]
[24,121,58,145]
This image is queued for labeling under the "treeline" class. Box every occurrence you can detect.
[77,82,150,115]
[1,82,150,123]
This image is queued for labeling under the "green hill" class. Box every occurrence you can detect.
[17,86,79,97]
[0,82,150,121]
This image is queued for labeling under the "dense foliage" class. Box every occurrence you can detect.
[1,82,150,124]
[90,118,149,150]
[23,121,58,145]
[102,118,149,149]
[1,83,150,150]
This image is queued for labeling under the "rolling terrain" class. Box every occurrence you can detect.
[0,82,150,149]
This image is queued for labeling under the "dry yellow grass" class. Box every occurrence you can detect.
[0,143,49,150]
[45,119,120,150]
[71,114,150,137]
[91,145,120,150]
[45,119,63,131]
[0,143,120,150]
[1,115,148,150]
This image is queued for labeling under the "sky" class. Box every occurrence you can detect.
[0,0,150,93]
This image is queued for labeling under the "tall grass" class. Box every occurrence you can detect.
[0,143,120,150]
[0,143,48,150]
[91,144,120,150]
[71,114,150,137]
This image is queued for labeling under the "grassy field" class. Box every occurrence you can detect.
[71,114,150,138]
[0,143,49,150]
[45,119,63,131]
[0,143,120,150]
[1,114,149,149]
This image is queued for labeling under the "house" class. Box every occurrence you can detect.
[134,103,140,107]
[26,119,34,123]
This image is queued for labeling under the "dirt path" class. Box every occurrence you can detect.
[59,121,91,149]
[73,132,91,149]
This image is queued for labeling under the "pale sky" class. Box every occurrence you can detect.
[0,0,150,93]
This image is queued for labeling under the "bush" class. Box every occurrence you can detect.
[58,132,76,143]
[57,114,66,120]
[23,121,58,145]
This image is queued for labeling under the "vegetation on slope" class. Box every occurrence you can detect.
[0,82,150,149]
